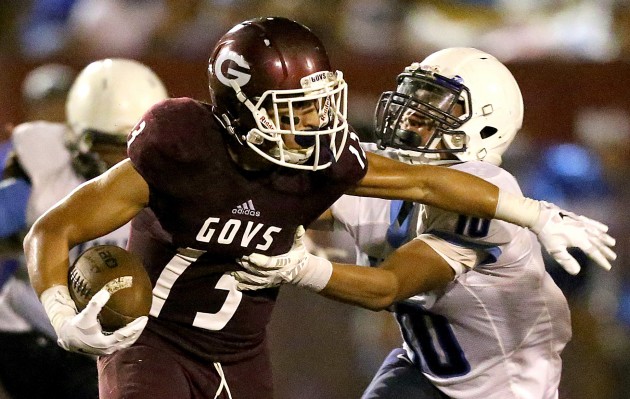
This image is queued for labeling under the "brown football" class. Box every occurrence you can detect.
[68,245,152,331]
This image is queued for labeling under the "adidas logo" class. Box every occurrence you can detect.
[232,200,260,217]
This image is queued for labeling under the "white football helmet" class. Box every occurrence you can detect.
[66,58,168,149]
[65,58,168,178]
[374,47,523,165]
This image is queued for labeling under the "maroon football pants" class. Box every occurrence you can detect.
[97,329,273,399]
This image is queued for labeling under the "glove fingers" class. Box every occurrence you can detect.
[587,250,612,271]
[113,316,148,340]
[590,235,617,260]
[233,271,282,291]
[100,317,148,353]
[88,289,112,311]
[565,239,612,272]
[74,289,111,328]
[232,271,266,285]
[246,253,279,269]
[598,232,616,247]
[552,250,581,275]
[236,282,267,291]
[237,261,268,277]
[600,245,617,261]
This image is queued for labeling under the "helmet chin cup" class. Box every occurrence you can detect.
[396,149,440,165]
[269,145,314,165]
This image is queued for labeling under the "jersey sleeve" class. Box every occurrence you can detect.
[330,194,394,264]
[323,127,368,185]
[416,234,485,276]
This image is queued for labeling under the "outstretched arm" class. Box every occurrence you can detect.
[350,152,616,274]
[350,152,499,218]
[320,239,454,311]
[234,229,455,311]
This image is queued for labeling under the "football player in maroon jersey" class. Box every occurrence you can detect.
[24,17,614,399]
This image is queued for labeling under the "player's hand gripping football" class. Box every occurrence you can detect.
[40,285,148,355]
[532,201,616,275]
[234,225,333,292]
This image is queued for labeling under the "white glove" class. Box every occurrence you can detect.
[233,226,333,292]
[40,285,148,355]
[532,201,617,275]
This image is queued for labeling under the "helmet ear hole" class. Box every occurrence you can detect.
[480,126,497,139]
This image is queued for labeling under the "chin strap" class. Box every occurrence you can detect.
[213,112,244,146]
[221,80,277,148]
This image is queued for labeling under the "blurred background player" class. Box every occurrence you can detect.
[0,58,167,399]
[235,48,601,398]
[0,62,87,399]
[1,63,75,238]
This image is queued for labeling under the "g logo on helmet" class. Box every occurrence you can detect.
[214,52,251,87]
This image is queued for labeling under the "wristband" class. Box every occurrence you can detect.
[292,254,333,292]
[494,191,541,231]
[40,285,77,332]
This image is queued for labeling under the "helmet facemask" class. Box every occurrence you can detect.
[376,48,524,166]
[66,128,129,179]
[228,70,348,171]
[375,67,471,163]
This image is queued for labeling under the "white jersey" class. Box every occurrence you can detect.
[0,121,130,334]
[330,160,571,399]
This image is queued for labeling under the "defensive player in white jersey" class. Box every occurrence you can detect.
[235,48,600,398]
[0,58,167,398]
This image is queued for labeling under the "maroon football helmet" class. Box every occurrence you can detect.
[208,17,348,170]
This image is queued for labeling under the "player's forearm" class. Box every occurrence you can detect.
[354,153,498,219]
[319,263,399,311]
[23,216,73,297]
[412,174,543,230]
[354,153,544,229]
[408,164,499,219]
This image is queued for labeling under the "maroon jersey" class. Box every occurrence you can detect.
[127,97,367,362]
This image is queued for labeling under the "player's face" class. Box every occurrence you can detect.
[400,102,465,153]
[399,108,436,148]
[268,100,321,150]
